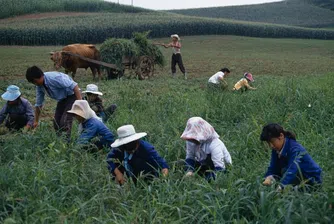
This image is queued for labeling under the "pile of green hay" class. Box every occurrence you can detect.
[100,31,165,71]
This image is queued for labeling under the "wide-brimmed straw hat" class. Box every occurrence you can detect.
[244,73,254,82]
[67,101,86,118]
[82,84,103,96]
[2,85,21,101]
[111,125,147,148]
[171,34,180,40]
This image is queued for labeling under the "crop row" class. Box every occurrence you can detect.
[0,0,148,19]
[0,13,334,45]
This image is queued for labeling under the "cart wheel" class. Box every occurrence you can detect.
[136,56,154,80]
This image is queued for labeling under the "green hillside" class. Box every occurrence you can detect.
[169,0,334,28]
[0,0,148,19]
[1,12,334,45]
[303,0,334,10]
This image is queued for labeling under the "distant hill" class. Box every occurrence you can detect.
[0,0,149,19]
[303,0,334,10]
[168,0,334,28]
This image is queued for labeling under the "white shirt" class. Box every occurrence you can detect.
[208,71,225,84]
[186,138,232,169]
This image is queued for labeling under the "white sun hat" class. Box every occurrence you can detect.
[111,125,147,148]
[2,85,21,101]
[171,34,180,40]
[82,84,103,96]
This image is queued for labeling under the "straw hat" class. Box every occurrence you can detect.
[171,34,180,40]
[244,73,254,82]
[111,125,147,148]
[67,102,85,118]
[82,84,103,96]
[2,85,21,101]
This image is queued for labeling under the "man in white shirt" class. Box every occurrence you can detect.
[208,68,231,90]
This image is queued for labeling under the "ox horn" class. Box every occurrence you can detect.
[49,51,55,55]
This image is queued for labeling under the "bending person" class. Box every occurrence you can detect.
[181,117,232,181]
[67,100,114,151]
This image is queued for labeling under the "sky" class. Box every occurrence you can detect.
[106,0,283,10]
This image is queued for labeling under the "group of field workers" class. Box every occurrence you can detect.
[0,34,322,193]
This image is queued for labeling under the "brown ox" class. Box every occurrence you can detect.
[50,44,102,80]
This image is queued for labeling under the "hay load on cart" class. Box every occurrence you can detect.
[100,31,165,80]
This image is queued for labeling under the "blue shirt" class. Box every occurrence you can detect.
[265,138,322,186]
[78,117,114,147]
[35,72,77,107]
[107,140,169,176]
[0,97,34,126]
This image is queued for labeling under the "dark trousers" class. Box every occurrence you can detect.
[53,94,76,140]
[171,53,186,74]
[117,157,159,184]
[5,114,27,130]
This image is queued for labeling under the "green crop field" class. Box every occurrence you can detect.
[0,35,334,223]
[0,0,148,19]
[169,0,334,28]
[1,12,334,46]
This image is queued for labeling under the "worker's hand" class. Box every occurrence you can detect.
[33,121,39,129]
[162,168,169,177]
[185,171,194,177]
[263,175,275,186]
[22,125,30,133]
[115,173,126,185]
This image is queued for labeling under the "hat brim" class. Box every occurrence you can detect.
[67,109,85,118]
[171,35,180,40]
[1,92,21,101]
[111,132,147,148]
[82,90,103,96]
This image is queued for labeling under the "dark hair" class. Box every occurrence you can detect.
[220,68,230,73]
[260,123,296,141]
[26,66,44,83]
[119,140,139,152]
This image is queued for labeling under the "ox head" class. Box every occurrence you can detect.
[50,51,63,70]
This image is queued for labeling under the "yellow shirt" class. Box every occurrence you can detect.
[233,78,256,90]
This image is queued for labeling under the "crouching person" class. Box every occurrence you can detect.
[82,84,117,122]
[260,123,322,192]
[107,125,169,185]
[67,100,114,152]
[233,72,256,91]
[181,117,232,182]
[0,85,34,132]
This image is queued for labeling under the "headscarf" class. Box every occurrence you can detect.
[68,100,102,133]
[180,117,219,142]
[68,100,100,120]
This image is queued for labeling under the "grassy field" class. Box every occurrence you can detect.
[0,36,334,223]
[169,0,334,28]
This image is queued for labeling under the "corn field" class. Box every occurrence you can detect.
[0,12,334,45]
[0,0,148,19]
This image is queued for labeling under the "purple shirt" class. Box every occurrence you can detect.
[0,97,34,126]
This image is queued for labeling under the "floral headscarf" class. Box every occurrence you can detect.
[180,117,219,142]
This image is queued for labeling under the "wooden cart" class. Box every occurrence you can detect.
[63,51,155,80]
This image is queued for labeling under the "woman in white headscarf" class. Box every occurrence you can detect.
[67,100,114,150]
[181,117,232,181]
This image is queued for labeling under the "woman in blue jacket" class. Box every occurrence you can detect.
[67,100,114,151]
[107,124,169,185]
[260,123,322,191]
